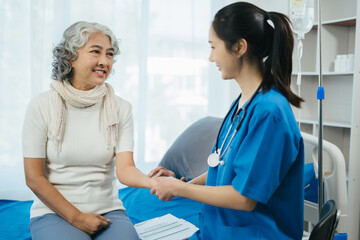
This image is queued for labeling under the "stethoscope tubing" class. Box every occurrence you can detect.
[214,82,263,159]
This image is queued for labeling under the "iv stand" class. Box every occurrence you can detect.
[317,0,324,215]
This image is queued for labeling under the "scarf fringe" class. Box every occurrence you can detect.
[107,124,119,149]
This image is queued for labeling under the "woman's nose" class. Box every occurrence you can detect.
[208,52,214,62]
[98,53,110,66]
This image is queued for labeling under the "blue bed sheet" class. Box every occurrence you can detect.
[0,164,314,240]
[118,187,202,227]
[0,200,32,240]
[0,188,202,240]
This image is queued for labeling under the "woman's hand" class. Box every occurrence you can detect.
[148,166,185,181]
[150,177,184,201]
[148,166,176,178]
[71,212,110,235]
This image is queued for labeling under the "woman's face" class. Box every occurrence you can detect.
[71,32,114,90]
[208,26,240,80]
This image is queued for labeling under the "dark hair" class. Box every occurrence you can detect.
[212,2,303,108]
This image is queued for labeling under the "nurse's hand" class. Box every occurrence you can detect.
[150,177,183,201]
[148,166,176,178]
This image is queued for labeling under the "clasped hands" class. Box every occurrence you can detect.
[148,166,186,201]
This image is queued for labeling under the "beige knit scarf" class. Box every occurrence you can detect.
[49,80,118,152]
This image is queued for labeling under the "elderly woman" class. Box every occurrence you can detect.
[22,21,150,240]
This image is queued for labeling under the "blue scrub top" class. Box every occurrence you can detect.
[190,87,304,240]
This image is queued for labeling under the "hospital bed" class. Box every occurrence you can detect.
[302,132,348,234]
[0,117,348,239]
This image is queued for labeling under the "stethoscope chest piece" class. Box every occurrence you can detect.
[207,152,225,167]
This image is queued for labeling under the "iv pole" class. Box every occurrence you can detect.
[317,0,324,215]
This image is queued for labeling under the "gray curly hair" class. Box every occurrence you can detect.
[52,21,120,82]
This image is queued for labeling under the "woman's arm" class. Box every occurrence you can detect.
[147,166,176,178]
[115,151,151,188]
[24,157,110,235]
[150,177,257,211]
[147,166,206,183]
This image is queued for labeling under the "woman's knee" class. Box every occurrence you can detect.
[29,214,91,240]
[94,210,139,240]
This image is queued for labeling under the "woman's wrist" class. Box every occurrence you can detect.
[147,176,154,189]
[68,209,82,225]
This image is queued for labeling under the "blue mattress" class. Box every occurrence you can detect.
[0,200,32,240]
[0,164,315,240]
[118,187,201,227]
[0,188,202,240]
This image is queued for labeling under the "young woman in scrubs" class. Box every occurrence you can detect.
[149,2,304,239]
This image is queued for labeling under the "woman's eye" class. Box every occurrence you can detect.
[91,50,100,54]
[107,52,114,57]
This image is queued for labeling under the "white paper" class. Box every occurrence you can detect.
[134,214,199,240]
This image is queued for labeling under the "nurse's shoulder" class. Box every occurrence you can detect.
[253,87,301,137]
[253,87,291,115]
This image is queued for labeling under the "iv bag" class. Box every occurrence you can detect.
[290,0,314,129]
[290,0,314,39]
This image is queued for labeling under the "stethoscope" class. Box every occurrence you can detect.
[207,83,263,168]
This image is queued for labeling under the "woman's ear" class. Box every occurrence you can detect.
[70,60,75,68]
[234,38,247,58]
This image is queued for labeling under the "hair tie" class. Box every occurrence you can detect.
[265,12,275,29]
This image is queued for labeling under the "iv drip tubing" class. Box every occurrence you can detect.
[297,39,303,129]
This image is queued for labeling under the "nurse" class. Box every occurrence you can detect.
[149,2,304,240]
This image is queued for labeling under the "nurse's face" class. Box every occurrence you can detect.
[71,32,114,90]
[208,26,240,80]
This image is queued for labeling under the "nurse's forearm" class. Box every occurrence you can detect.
[188,172,207,185]
[175,183,257,211]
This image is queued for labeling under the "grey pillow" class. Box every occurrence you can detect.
[158,116,223,181]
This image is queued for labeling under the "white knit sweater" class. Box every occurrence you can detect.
[22,90,134,219]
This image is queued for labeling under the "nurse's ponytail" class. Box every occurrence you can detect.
[264,12,303,108]
[212,2,304,108]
